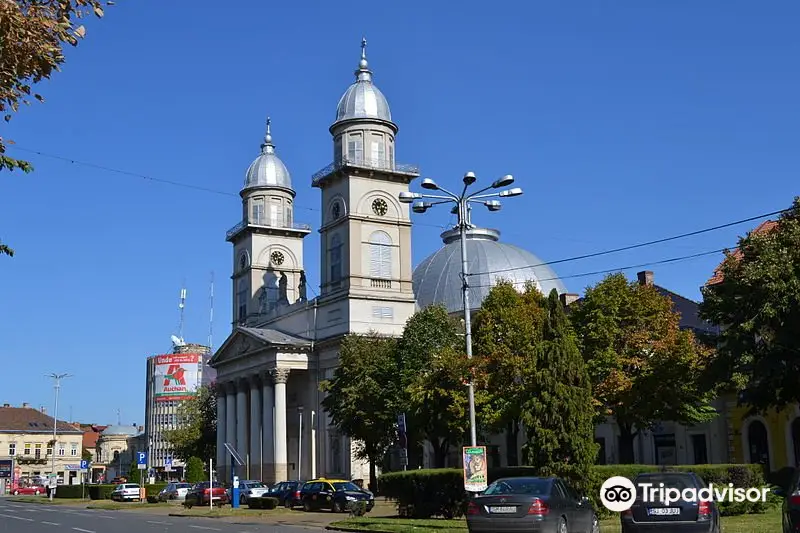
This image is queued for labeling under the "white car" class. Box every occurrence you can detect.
[111,483,141,502]
[158,482,192,501]
[237,481,269,504]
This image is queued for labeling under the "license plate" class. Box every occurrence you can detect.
[489,506,516,513]
[648,507,680,516]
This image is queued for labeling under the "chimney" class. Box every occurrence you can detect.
[22,402,30,408]
[40,406,47,415]
[138,425,144,433]
[560,293,580,307]
[2,403,9,408]
[637,271,654,287]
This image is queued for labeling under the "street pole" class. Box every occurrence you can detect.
[298,406,303,479]
[458,199,477,447]
[47,373,70,501]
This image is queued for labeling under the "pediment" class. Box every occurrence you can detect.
[209,326,310,367]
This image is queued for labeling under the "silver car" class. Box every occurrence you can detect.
[158,482,192,501]
[111,483,141,502]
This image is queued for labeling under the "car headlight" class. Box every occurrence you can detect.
[346,496,356,501]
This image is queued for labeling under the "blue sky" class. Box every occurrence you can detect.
[1,0,798,425]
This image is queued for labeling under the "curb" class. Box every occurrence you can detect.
[325,528,391,533]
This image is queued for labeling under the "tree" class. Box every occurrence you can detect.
[472,281,547,466]
[570,273,716,463]
[164,383,217,462]
[521,289,598,492]
[128,457,142,485]
[185,456,205,483]
[0,242,13,257]
[1,0,111,173]
[699,197,800,413]
[81,448,92,461]
[320,332,399,492]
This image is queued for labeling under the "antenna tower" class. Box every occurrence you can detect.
[178,283,187,342]
[208,272,214,353]
[116,408,121,425]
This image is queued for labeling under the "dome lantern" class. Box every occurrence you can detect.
[332,37,394,129]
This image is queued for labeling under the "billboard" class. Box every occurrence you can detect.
[0,460,11,478]
[153,353,200,402]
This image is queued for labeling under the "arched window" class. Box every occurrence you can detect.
[747,419,770,467]
[329,234,343,283]
[369,231,392,279]
[237,279,248,322]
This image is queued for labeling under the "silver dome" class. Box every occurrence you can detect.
[101,424,140,436]
[413,227,568,314]
[334,38,393,125]
[243,118,292,191]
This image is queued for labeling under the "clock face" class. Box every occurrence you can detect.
[372,198,388,216]
[270,251,285,266]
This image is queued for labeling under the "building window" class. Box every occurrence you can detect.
[347,133,363,163]
[371,133,385,168]
[47,444,53,456]
[285,200,293,226]
[8,443,15,456]
[251,198,264,224]
[329,234,343,283]
[34,443,42,459]
[24,443,31,455]
[691,434,708,464]
[334,136,342,165]
[237,279,248,322]
[388,139,394,169]
[369,231,392,279]
[268,197,282,227]
[71,444,78,457]
[58,445,65,457]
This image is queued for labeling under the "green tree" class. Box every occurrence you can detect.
[81,448,92,461]
[0,242,13,257]
[699,198,800,413]
[1,0,111,173]
[320,332,399,492]
[128,457,142,485]
[472,281,547,466]
[164,383,217,462]
[570,273,716,463]
[521,289,598,491]
[184,456,205,484]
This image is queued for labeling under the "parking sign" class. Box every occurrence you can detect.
[136,451,147,465]
[79,460,89,470]
[164,456,172,467]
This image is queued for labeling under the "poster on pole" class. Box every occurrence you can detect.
[463,446,488,492]
[153,353,200,402]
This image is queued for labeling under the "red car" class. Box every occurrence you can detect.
[183,482,229,508]
[13,485,46,496]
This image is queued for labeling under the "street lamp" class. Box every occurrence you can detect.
[46,373,71,500]
[399,172,523,447]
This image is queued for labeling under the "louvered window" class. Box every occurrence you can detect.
[369,231,392,279]
[330,234,343,283]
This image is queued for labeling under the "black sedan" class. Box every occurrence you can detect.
[467,476,599,533]
[620,472,720,532]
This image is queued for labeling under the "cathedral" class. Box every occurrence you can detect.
[209,39,568,483]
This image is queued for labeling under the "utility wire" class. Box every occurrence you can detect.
[470,247,728,289]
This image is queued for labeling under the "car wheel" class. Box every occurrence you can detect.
[557,517,568,533]
[303,500,312,512]
[590,514,600,533]
[284,499,292,508]
[13,490,18,495]
[240,495,246,505]
[332,500,344,513]
[34,490,39,495]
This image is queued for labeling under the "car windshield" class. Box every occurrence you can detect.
[247,482,265,488]
[484,478,551,496]
[177,483,191,488]
[333,482,362,492]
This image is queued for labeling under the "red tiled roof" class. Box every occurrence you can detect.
[706,220,779,285]
[82,425,108,449]
[0,406,82,433]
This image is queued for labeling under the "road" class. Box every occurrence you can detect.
[0,500,317,533]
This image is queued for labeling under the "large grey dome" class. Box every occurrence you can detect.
[243,118,292,191]
[334,39,393,126]
[413,227,568,314]
[101,425,139,436]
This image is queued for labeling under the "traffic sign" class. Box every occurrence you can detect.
[136,451,147,466]
[79,460,89,470]
[164,456,172,467]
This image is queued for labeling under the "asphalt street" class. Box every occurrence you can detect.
[0,499,315,533]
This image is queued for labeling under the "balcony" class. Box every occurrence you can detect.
[312,156,420,187]
[226,216,312,241]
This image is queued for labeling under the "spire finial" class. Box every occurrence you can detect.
[359,36,369,70]
[260,116,274,154]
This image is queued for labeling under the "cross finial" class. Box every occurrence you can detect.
[261,116,274,152]
[361,37,367,59]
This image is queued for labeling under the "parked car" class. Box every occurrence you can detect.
[12,485,46,496]
[467,476,598,533]
[270,480,304,508]
[298,478,374,513]
[184,482,229,508]
[620,472,720,532]
[157,482,192,501]
[229,480,269,505]
[110,483,142,502]
[778,466,800,532]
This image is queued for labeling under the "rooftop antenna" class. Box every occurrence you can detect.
[208,271,214,353]
[178,283,187,343]
[116,408,121,425]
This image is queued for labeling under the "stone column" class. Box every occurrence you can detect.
[236,380,248,472]
[249,377,262,481]
[261,373,275,483]
[216,386,227,480]
[271,368,290,483]
[225,383,236,481]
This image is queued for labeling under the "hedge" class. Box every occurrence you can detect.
[53,484,85,498]
[379,464,777,519]
[81,483,169,500]
[248,496,279,509]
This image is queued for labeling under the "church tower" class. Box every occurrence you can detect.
[227,119,311,326]
[312,39,419,332]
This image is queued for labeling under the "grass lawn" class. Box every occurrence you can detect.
[85,501,172,510]
[168,505,295,518]
[328,507,782,533]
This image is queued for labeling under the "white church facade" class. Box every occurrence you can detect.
[209,40,729,484]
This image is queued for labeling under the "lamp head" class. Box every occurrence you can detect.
[412,202,429,214]
[498,187,523,198]
[485,200,502,212]
[398,191,419,204]
[463,171,477,186]
[421,178,439,190]
[491,174,514,189]
[450,205,458,215]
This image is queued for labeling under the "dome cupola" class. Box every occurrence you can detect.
[243,118,293,192]
[333,38,393,129]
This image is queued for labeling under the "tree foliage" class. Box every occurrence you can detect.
[570,273,716,463]
[128,456,142,484]
[1,0,111,172]
[320,332,399,492]
[521,289,598,492]
[699,197,800,413]
[164,383,217,462]
[0,242,13,257]
[185,456,205,483]
[472,281,547,466]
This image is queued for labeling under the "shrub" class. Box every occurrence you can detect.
[379,463,771,519]
[185,457,205,484]
[54,484,84,499]
[88,484,116,500]
[144,483,168,496]
[147,495,159,503]
[261,497,278,510]
[347,500,367,516]
[248,498,262,509]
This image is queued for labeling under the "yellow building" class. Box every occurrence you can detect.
[0,403,84,489]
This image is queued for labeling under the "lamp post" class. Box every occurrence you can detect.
[297,406,304,479]
[46,373,71,500]
[399,172,523,446]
